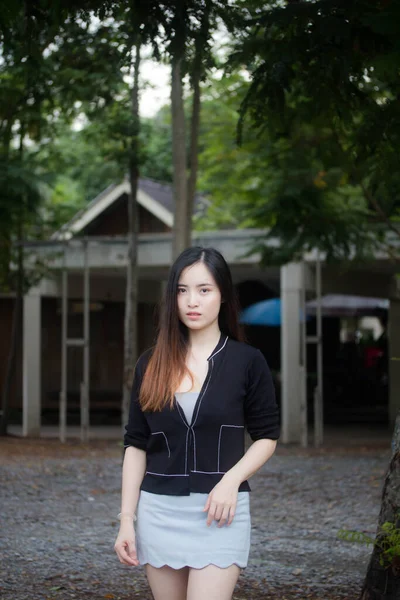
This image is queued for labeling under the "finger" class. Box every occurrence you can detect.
[115,548,134,565]
[115,542,138,566]
[214,504,224,522]
[122,550,139,566]
[206,502,217,527]
[227,506,236,526]
[228,501,237,523]
[118,546,136,566]
[217,505,230,528]
[127,541,139,563]
[203,494,211,512]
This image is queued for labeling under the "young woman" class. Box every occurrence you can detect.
[114,246,280,600]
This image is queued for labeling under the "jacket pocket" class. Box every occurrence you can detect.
[146,431,171,474]
[217,425,244,473]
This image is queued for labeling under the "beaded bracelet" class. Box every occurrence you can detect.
[117,512,137,522]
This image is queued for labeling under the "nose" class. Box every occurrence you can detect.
[187,292,199,308]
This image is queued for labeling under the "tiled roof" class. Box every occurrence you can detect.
[138,177,208,214]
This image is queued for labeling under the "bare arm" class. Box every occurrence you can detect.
[204,438,277,527]
[120,445,147,519]
[224,438,277,486]
[114,446,146,566]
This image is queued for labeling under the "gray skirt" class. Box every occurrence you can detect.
[135,490,251,570]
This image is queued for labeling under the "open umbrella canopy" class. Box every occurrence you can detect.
[240,298,283,326]
[240,294,389,326]
[306,294,389,316]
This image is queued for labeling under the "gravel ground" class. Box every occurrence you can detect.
[0,435,391,600]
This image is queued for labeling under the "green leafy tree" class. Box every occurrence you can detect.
[228,4,400,598]
[141,109,173,183]
[0,1,136,434]
[223,0,400,265]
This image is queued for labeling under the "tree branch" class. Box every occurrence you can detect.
[361,182,400,242]
[187,60,201,237]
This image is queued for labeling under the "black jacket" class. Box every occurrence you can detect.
[124,334,280,496]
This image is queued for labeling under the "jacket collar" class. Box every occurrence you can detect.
[207,333,229,361]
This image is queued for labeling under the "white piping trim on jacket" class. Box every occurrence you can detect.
[146,471,189,477]
[185,428,189,475]
[191,470,227,474]
[176,400,190,427]
[217,425,245,472]
[175,401,190,475]
[208,335,228,360]
[192,427,196,470]
[191,357,214,428]
[178,409,196,473]
[151,431,171,458]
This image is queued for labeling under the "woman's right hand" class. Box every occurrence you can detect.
[114,525,139,566]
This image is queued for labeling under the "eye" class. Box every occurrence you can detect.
[177,287,186,294]
[200,288,210,294]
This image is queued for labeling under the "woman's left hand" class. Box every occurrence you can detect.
[203,475,240,528]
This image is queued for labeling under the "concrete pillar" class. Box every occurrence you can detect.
[22,288,41,437]
[389,299,400,427]
[280,263,304,443]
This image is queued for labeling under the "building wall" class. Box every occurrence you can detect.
[40,298,158,415]
[83,194,170,236]
[0,296,158,422]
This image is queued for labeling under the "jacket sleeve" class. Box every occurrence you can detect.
[123,354,151,451]
[244,349,280,441]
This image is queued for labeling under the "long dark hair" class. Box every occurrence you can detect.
[140,246,245,411]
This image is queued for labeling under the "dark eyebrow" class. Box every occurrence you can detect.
[177,283,214,287]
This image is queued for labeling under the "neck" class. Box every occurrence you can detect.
[188,324,221,356]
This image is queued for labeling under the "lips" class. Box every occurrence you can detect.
[187,312,201,316]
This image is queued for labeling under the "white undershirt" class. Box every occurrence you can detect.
[175,391,199,426]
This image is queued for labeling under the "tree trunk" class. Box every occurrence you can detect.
[122,39,141,429]
[0,221,23,436]
[359,411,400,599]
[187,66,201,238]
[171,57,189,260]
[1,128,25,436]
[1,119,13,159]
[186,0,209,239]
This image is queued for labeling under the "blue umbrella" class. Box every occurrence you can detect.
[240,298,309,326]
[240,298,282,326]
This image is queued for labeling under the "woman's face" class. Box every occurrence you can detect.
[177,261,222,332]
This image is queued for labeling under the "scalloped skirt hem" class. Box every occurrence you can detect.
[138,560,247,570]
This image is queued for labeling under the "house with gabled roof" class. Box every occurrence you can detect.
[2,176,399,443]
[52,177,210,239]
